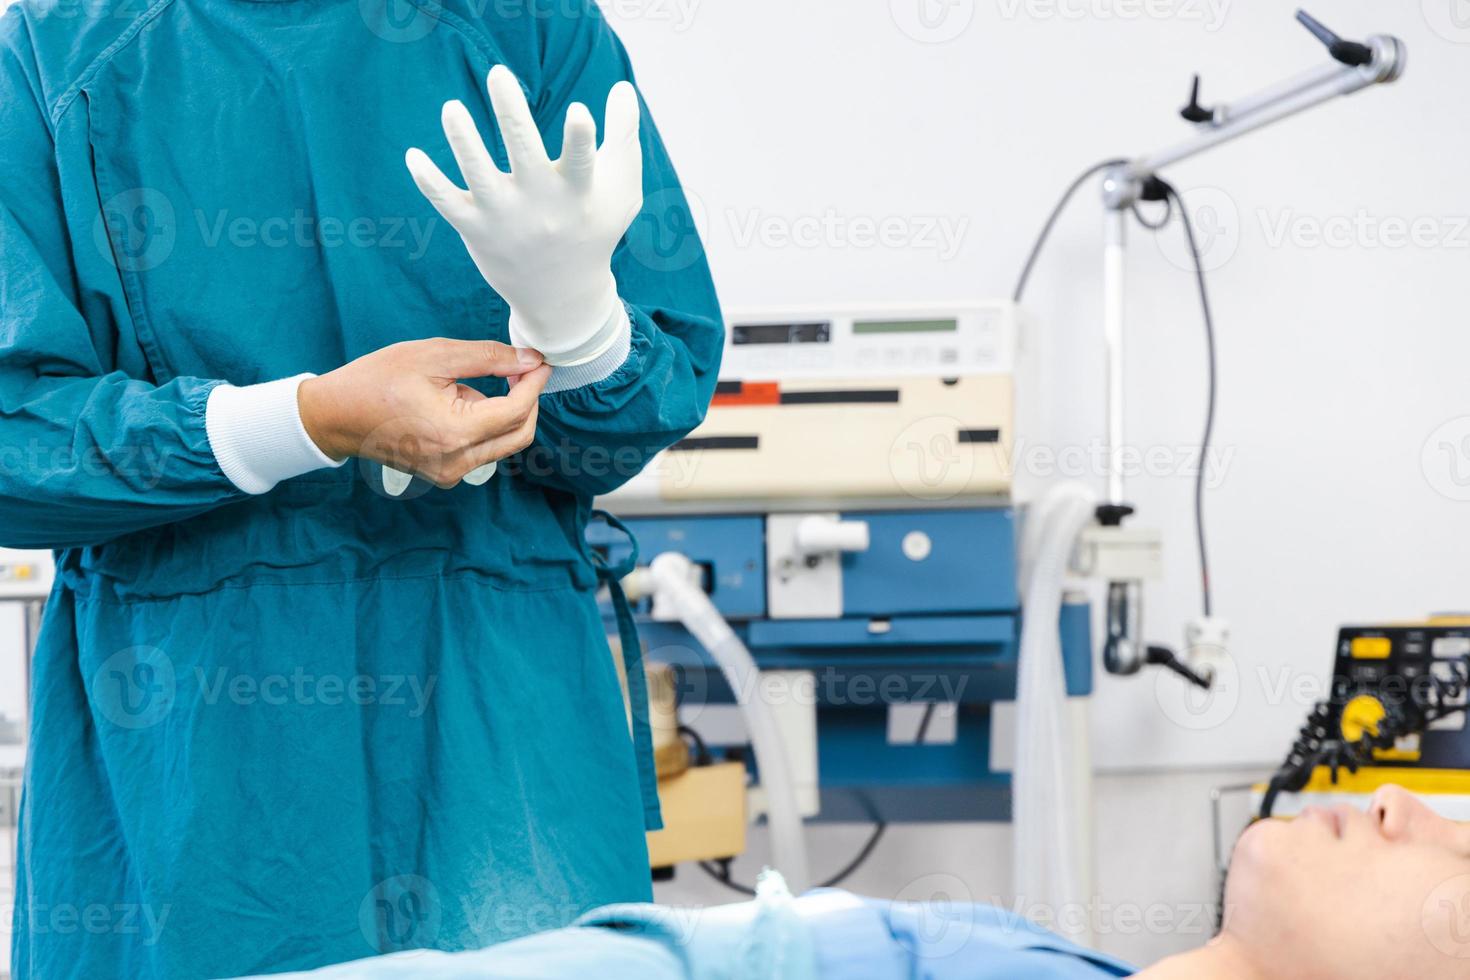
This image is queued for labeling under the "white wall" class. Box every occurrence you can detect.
[604,0,1470,770]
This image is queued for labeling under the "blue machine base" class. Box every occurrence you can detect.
[592,507,1093,824]
[814,706,1013,823]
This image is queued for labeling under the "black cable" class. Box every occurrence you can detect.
[696,789,888,895]
[683,722,887,894]
[1012,160,1216,621]
[817,820,887,888]
[1013,158,1128,303]
[698,859,756,896]
[697,819,888,896]
[1130,195,1173,231]
[678,724,712,766]
[1158,181,1218,618]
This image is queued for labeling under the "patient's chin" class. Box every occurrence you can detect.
[1220,820,1291,915]
[1224,837,1470,980]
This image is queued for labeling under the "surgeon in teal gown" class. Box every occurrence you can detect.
[0,0,721,975]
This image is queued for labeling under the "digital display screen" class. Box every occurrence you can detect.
[731,322,832,346]
[852,318,959,335]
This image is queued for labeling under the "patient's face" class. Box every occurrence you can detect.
[1224,784,1470,979]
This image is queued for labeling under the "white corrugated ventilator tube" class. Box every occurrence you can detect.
[644,551,811,894]
[1013,482,1097,944]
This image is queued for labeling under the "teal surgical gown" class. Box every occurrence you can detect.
[0,0,722,976]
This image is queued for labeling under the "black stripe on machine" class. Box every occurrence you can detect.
[778,390,900,406]
[958,429,1001,444]
[669,436,760,452]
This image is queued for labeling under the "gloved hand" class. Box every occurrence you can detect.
[406,65,644,368]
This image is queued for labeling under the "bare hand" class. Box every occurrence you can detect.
[298,339,551,489]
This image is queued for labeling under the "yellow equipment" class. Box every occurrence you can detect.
[1258,617,1470,819]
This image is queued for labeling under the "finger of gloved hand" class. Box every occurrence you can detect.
[486,65,551,175]
[382,466,415,498]
[440,100,503,201]
[558,102,598,189]
[462,461,497,486]
[422,340,544,380]
[404,148,475,228]
[601,81,641,159]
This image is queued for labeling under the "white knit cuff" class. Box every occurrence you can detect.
[542,305,633,394]
[205,374,344,495]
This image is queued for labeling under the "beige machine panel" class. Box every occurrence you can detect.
[659,375,1013,502]
[645,762,749,868]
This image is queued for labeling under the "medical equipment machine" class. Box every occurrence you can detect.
[611,305,1028,508]
[1258,618,1470,820]
[592,302,1097,928]
[1017,9,1406,687]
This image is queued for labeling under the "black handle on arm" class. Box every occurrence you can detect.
[1295,9,1374,67]
[1179,74,1213,124]
[1145,645,1213,690]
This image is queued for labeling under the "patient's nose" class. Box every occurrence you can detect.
[1368,784,1453,845]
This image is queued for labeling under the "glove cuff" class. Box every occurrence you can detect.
[542,310,632,394]
[508,274,624,366]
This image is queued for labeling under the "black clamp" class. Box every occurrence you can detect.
[1094,502,1135,527]
[1296,9,1374,68]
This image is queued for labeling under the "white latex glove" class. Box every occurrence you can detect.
[387,68,640,498]
[381,459,491,497]
[405,65,643,367]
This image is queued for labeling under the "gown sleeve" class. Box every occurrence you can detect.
[512,0,725,499]
[0,21,247,550]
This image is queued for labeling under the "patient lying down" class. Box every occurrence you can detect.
[268,785,1470,979]
[1144,783,1470,979]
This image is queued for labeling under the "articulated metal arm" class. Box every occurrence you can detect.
[1105,32,1405,210]
[1093,11,1405,679]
